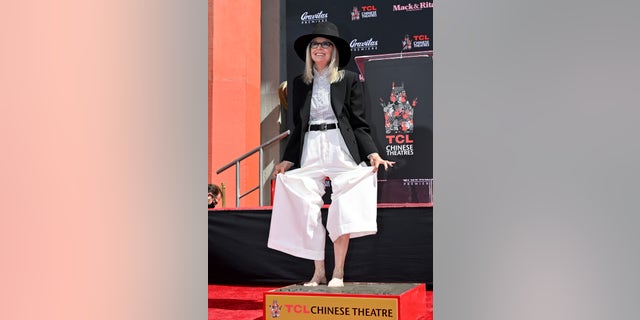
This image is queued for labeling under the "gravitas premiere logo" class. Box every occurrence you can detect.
[351,5,378,21]
[300,10,328,24]
[392,1,434,12]
[350,38,379,52]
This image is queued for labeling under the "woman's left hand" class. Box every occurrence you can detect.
[368,153,395,173]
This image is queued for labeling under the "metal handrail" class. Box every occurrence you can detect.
[216,130,290,207]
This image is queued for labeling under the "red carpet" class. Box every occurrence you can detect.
[208,284,433,320]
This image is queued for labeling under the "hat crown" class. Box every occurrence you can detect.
[311,22,341,38]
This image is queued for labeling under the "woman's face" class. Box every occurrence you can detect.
[309,37,334,69]
[208,192,222,207]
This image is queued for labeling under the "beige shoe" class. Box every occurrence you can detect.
[327,278,344,287]
[303,276,327,286]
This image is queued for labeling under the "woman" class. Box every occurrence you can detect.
[267,22,394,287]
[208,183,222,209]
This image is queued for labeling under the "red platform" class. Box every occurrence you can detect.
[264,282,427,320]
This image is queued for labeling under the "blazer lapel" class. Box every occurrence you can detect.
[300,82,313,124]
[330,81,345,117]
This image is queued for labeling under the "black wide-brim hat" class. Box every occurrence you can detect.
[294,22,351,68]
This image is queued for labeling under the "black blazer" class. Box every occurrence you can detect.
[282,70,378,168]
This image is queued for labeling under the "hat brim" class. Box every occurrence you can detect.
[294,34,351,68]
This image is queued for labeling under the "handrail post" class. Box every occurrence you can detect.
[259,147,264,206]
[235,161,240,207]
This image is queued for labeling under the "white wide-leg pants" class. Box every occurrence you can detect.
[267,129,378,260]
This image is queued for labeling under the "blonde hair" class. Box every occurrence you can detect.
[302,42,345,85]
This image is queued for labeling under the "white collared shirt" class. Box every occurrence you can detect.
[309,68,338,125]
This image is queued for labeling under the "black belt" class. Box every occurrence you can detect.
[308,123,338,131]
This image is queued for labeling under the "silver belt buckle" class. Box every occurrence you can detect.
[319,123,328,131]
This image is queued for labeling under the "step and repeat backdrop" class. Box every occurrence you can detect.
[285,0,433,204]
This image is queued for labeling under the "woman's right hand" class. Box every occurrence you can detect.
[368,153,396,173]
[273,161,294,178]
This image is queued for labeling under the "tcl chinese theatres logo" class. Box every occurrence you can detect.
[351,5,378,20]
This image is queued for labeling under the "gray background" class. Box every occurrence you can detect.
[435,1,640,319]
[3,0,640,319]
